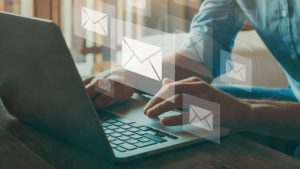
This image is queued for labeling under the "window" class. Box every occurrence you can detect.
[0,0,204,78]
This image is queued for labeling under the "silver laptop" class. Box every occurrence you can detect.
[0,12,229,163]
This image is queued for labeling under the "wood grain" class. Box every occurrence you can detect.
[0,118,53,169]
[0,100,300,169]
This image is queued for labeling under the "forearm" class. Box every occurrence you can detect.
[242,99,300,140]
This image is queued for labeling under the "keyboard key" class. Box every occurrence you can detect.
[113,122,124,126]
[106,119,118,124]
[136,130,148,135]
[119,135,130,141]
[104,129,114,134]
[147,131,158,135]
[138,137,151,143]
[110,143,118,148]
[115,128,126,133]
[107,125,118,130]
[119,143,137,150]
[166,134,178,139]
[116,118,134,124]
[130,134,142,139]
[128,127,140,132]
[115,147,127,152]
[126,139,139,144]
[155,132,167,138]
[144,134,167,143]
[110,132,122,137]
[102,123,111,127]
[107,136,116,141]
[135,141,156,148]
[120,125,131,129]
[111,139,124,145]
[140,126,151,131]
[123,131,134,136]
[130,123,144,128]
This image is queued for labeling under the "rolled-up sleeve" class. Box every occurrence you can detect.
[185,0,245,78]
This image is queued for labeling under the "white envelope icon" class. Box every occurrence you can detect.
[175,31,203,62]
[122,37,162,81]
[129,0,146,9]
[96,79,111,92]
[189,105,213,131]
[226,60,246,82]
[81,7,108,36]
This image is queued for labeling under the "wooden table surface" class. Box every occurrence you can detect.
[0,101,300,169]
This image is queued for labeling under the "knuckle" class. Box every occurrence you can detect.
[188,76,201,82]
[164,82,175,91]
[197,82,209,88]
[174,94,183,104]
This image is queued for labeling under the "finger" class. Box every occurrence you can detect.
[93,94,116,108]
[144,80,178,113]
[144,78,174,112]
[83,76,94,86]
[175,82,209,94]
[94,79,112,94]
[146,94,182,118]
[144,77,203,113]
[161,114,184,126]
[144,85,173,114]
[162,78,174,86]
[85,80,98,98]
[93,82,134,108]
[144,81,206,113]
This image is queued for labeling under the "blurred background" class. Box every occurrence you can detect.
[0,0,202,77]
[0,0,287,87]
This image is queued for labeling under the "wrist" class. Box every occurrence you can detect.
[225,99,252,132]
[237,100,253,131]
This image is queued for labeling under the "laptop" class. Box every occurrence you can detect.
[0,12,229,163]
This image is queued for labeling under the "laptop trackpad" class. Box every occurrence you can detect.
[105,94,228,141]
[105,96,186,134]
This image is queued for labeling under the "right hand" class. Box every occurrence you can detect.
[83,72,134,109]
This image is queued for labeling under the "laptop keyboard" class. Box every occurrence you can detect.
[101,114,178,153]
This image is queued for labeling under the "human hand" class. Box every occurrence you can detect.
[144,77,251,131]
[84,71,134,109]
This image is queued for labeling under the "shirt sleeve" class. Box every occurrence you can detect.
[181,0,246,78]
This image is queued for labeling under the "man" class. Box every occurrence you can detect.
[85,0,300,155]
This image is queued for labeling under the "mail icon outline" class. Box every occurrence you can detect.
[121,37,162,82]
[174,30,204,62]
[226,60,246,82]
[96,79,111,92]
[129,0,147,9]
[81,7,108,36]
[189,105,213,132]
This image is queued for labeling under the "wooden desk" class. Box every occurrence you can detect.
[0,103,300,169]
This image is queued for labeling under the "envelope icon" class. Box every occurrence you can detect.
[81,7,108,36]
[175,30,203,62]
[129,0,146,9]
[226,60,246,82]
[96,79,111,92]
[189,105,213,131]
[122,37,162,81]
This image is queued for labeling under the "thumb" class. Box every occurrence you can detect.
[83,76,94,86]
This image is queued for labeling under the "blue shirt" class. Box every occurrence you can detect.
[188,0,300,101]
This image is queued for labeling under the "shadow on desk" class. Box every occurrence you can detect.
[0,101,300,169]
[241,131,300,158]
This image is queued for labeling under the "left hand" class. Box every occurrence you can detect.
[144,77,251,131]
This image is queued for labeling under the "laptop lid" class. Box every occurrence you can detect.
[0,12,114,160]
